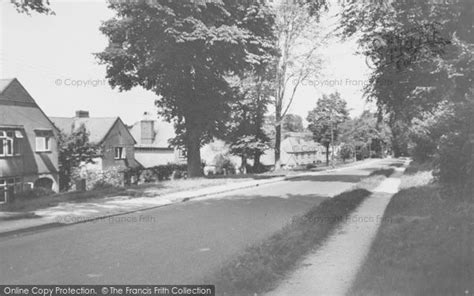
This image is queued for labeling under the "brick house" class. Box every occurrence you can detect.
[51,111,141,171]
[0,78,60,203]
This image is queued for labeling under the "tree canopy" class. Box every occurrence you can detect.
[97,0,277,176]
[307,91,349,165]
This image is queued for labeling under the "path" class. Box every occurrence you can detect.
[268,162,408,296]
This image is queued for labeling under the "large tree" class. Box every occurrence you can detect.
[340,111,392,158]
[307,91,349,166]
[227,69,273,173]
[97,0,276,177]
[271,0,327,168]
[337,0,473,154]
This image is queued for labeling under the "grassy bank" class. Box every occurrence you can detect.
[349,161,474,296]
[208,168,395,295]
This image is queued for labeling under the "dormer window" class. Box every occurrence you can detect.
[35,130,53,152]
[0,129,22,157]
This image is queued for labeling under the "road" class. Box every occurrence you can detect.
[0,159,387,284]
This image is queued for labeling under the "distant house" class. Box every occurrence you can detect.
[261,132,327,167]
[51,111,140,171]
[0,78,60,202]
[128,113,185,168]
[281,134,327,167]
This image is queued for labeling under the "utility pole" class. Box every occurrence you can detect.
[330,109,335,168]
[331,120,335,168]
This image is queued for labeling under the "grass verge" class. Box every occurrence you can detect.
[349,161,474,296]
[0,177,267,213]
[208,189,373,295]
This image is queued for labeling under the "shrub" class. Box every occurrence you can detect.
[123,163,189,184]
[432,101,474,195]
[339,144,353,162]
[14,187,55,200]
[74,166,124,191]
[214,154,236,175]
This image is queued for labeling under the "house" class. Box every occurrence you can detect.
[0,78,60,202]
[51,111,140,171]
[128,113,185,168]
[281,134,327,167]
[261,132,327,167]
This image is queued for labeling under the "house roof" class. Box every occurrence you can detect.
[0,78,59,175]
[50,116,121,144]
[0,78,59,133]
[0,78,15,93]
[283,136,323,153]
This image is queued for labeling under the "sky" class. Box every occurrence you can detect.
[0,0,374,126]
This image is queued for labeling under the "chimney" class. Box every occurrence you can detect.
[141,112,155,145]
[75,110,90,118]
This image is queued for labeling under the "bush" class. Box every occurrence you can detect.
[123,163,189,184]
[356,144,370,160]
[432,101,474,195]
[214,154,236,175]
[74,166,124,191]
[14,187,55,200]
[339,144,353,162]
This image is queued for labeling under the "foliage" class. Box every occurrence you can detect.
[124,164,189,184]
[307,92,349,164]
[96,0,277,177]
[75,166,124,191]
[337,0,473,180]
[339,144,353,162]
[225,62,274,169]
[434,100,474,191]
[340,111,391,158]
[14,187,55,200]
[282,114,305,133]
[58,124,101,191]
[9,0,53,14]
[229,136,269,161]
[271,0,326,167]
[213,154,236,175]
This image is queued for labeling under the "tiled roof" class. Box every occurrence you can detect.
[51,117,119,144]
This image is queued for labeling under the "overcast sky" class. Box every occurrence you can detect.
[0,0,374,126]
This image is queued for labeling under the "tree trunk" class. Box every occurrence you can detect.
[275,123,282,169]
[241,155,247,174]
[253,153,261,170]
[186,123,202,178]
[325,143,330,167]
[391,132,402,158]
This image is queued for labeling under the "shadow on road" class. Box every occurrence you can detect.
[287,175,366,183]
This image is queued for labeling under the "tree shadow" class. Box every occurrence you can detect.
[286,174,366,183]
[206,174,286,180]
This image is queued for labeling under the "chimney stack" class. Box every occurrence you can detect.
[140,112,155,145]
[75,110,90,118]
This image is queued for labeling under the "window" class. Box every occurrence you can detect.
[0,178,22,203]
[36,136,50,152]
[35,130,52,152]
[114,147,125,160]
[0,130,20,157]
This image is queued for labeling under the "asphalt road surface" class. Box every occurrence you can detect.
[0,159,388,284]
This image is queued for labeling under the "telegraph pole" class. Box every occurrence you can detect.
[330,109,335,168]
